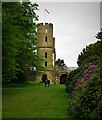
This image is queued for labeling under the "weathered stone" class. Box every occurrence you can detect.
[37,23,56,83]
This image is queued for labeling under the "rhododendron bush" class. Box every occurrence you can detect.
[66,39,102,119]
[67,65,102,119]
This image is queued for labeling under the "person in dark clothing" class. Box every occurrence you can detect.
[44,79,48,87]
[47,80,50,87]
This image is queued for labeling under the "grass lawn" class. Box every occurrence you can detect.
[2,82,72,118]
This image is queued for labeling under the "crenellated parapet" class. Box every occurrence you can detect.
[38,23,53,26]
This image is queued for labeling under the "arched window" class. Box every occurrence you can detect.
[45,36,47,42]
[45,61,47,66]
[45,52,47,58]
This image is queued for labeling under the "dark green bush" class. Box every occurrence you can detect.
[68,68,102,119]
[66,38,102,119]
[65,68,80,94]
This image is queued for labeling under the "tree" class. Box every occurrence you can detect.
[77,41,100,67]
[96,29,102,79]
[2,2,44,83]
[55,59,66,67]
[2,2,22,82]
[15,2,39,83]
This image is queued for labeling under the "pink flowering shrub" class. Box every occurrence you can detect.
[67,39,101,119]
[67,64,102,119]
[75,64,97,86]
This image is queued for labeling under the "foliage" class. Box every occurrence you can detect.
[65,67,80,94]
[96,29,102,40]
[68,67,102,119]
[15,2,39,83]
[77,41,100,67]
[66,30,102,119]
[95,29,102,79]
[2,2,21,82]
[2,2,44,84]
[55,58,67,67]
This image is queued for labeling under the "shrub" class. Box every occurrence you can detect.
[65,67,81,94]
[68,66,102,119]
[66,34,102,119]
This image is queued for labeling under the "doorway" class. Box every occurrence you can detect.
[60,74,68,84]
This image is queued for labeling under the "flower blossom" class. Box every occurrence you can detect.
[84,69,88,75]
[77,79,80,83]
[75,64,96,88]
[88,64,96,69]
[81,78,85,82]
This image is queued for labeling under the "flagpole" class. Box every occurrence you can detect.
[44,8,50,23]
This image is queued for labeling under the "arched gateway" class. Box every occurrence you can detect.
[54,67,70,84]
[60,74,68,84]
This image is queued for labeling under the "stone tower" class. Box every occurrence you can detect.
[37,23,56,83]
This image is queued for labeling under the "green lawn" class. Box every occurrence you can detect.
[2,82,72,118]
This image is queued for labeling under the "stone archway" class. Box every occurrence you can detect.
[60,74,68,84]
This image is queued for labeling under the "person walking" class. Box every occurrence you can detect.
[47,80,50,87]
[44,79,48,87]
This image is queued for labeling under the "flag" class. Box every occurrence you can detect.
[45,9,50,14]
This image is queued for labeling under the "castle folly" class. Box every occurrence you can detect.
[37,23,56,83]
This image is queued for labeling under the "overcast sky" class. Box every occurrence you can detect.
[30,1,100,67]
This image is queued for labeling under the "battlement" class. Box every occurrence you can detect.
[38,23,53,27]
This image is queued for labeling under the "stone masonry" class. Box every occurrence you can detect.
[37,23,56,83]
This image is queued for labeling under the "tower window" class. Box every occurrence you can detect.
[45,61,47,66]
[45,52,47,58]
[45,36,47,42]
[45,28,48,33]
